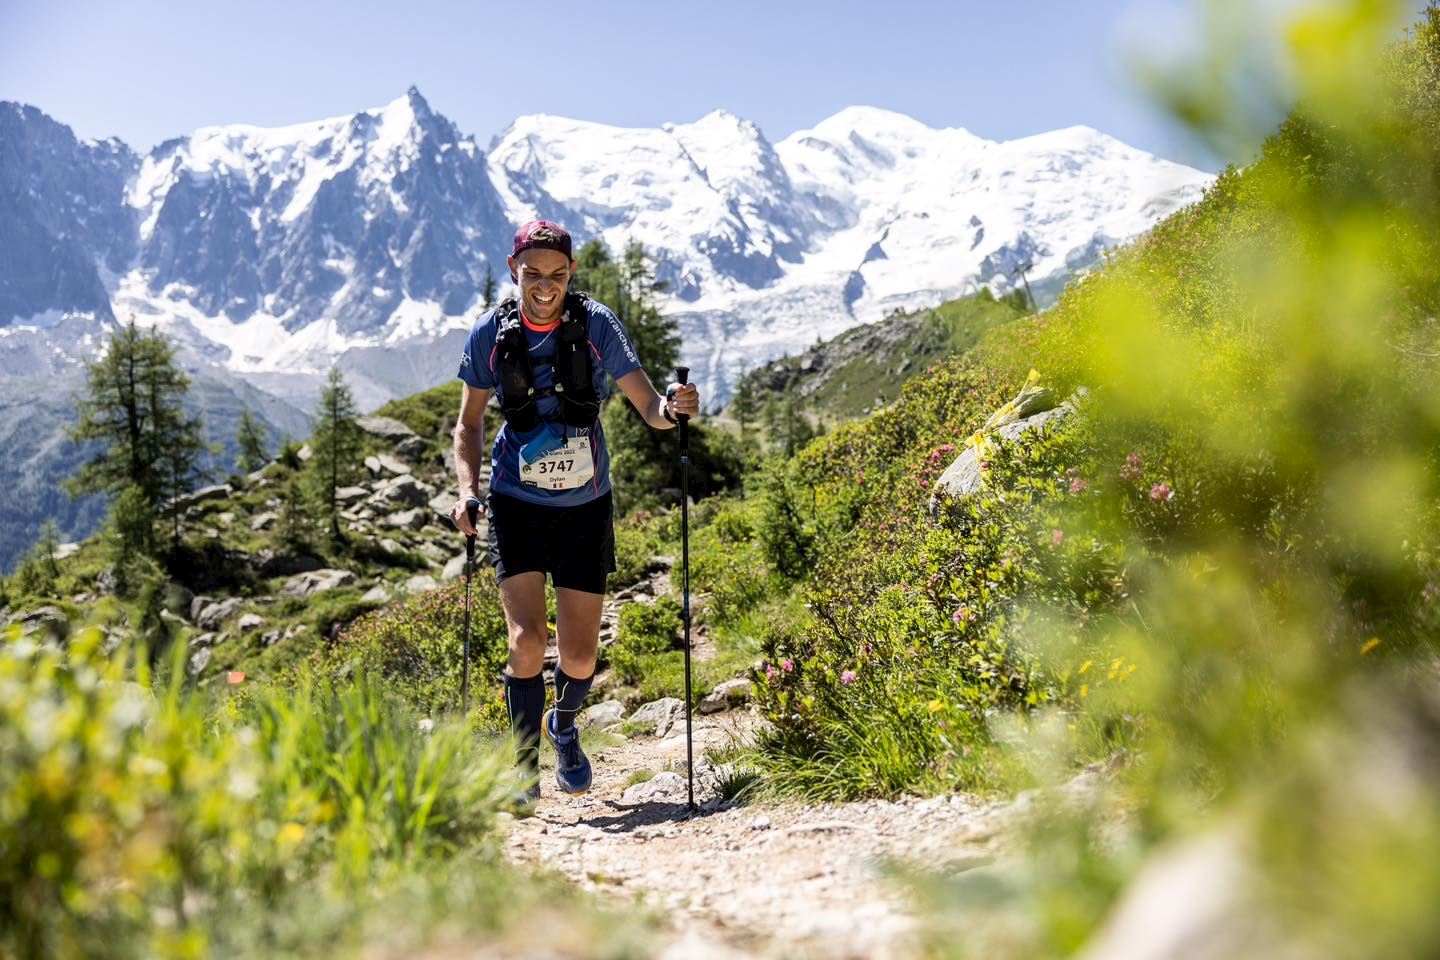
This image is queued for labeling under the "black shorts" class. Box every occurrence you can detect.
[486,491,615,595]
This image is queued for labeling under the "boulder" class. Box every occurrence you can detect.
[429,489,458,517]
[928,401,1077,518]
[335,485,370,504]
[699,677,754,715]
[280,569,357,597]
[297,445,312,462]
[394,435,428,462]
[355,415,418,441]
[582,699,626,729]
[54,542,81,561]
[402,574,439,596]
[622,771,686,802]
[14,605,69,638]
[373,475,430,509]
[418,540,451,563]
[360,584,393,604]
[250,511,278,531]
[188,646,212,677]
[172,482,233,512]
[195,597,245,631]
[629,697,687,738]
[237,613,265,632]
[442,552,469,581]
[364,455,383,476]
[381,508,427,531]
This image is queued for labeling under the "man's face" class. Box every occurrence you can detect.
[508,248,574,323]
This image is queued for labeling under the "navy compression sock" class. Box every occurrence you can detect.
[552,666,594,732]
[503,671,546,771]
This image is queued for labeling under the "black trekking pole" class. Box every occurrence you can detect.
[461,497,482,716]
[674,367,696,813]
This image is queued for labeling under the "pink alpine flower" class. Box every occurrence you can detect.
[840,669,857,685]
[1120,452,1143,482]
[1150,482,1174,502]
[952,606,975,624]
[1051,529,1065,546]
[1069,477,1089,494]
[765,664,778,680]
[781,658,794,673]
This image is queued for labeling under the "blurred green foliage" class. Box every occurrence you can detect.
[0,628,536,958]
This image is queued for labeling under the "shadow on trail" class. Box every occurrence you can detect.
[550,798,717,834]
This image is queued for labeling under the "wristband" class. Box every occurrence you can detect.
[662,398,679,425]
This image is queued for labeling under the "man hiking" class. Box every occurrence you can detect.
[450,219,700,807]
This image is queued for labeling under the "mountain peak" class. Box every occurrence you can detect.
[811,105,936,138]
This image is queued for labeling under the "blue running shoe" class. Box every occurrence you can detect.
[544,708,593,795]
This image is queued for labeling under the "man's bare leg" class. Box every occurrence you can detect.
[547,586,603,794]
[555,586,603,679]
[498,572,549,783]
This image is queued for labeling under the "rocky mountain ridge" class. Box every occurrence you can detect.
[0,89,1213,569]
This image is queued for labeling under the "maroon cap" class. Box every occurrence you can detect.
[512,219,573,259]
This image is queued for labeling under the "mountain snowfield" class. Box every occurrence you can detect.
[0,88,1211,567]
[487,104,1210,398]
[3,89,1211,407]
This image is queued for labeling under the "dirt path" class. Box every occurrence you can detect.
[502,707,1018,960]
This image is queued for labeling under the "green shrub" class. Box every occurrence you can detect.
[608,595,681,684]
[0,629,514,958]
[609,510,667,589]
[309,579,509,721]
[688,497,777,625]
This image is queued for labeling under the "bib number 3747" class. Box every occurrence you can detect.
[519,436,595,491]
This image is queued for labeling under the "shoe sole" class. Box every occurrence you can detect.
[544,708,593,796]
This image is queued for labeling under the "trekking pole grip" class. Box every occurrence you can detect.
[464,498,481,560]
[674,367,690,425]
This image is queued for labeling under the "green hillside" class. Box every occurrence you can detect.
[732,289,1029,421]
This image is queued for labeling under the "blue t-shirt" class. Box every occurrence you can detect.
[457,298,642,506]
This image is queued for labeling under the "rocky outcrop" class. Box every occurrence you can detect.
[928,381,1083,518]
[280,569,357,597]
[629,697,688,738]
[356,416,419,442]
[699,677,754,714]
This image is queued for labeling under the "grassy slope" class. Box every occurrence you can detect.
[732,290,1027,422]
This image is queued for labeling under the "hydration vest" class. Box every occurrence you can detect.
[493,292,601,433]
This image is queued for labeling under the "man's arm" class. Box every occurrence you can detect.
[615,369,700,429]
[451,384,492,534]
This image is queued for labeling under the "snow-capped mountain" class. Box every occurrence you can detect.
[483,105,1209,397]
[0,89,1212,569]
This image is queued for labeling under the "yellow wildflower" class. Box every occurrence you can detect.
[1360,637,1382,655]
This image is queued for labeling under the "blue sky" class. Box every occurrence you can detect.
[0,0,1430,171]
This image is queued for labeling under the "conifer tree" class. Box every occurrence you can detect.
[763,385,815,458]
[481,263,498,310]
[729,367,760,444]
[573,240,679,383]
[303,367,362,542]
[235,409,269,474]
[66,321,207,549]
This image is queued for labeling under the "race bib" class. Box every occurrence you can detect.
[518,434,595,490]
